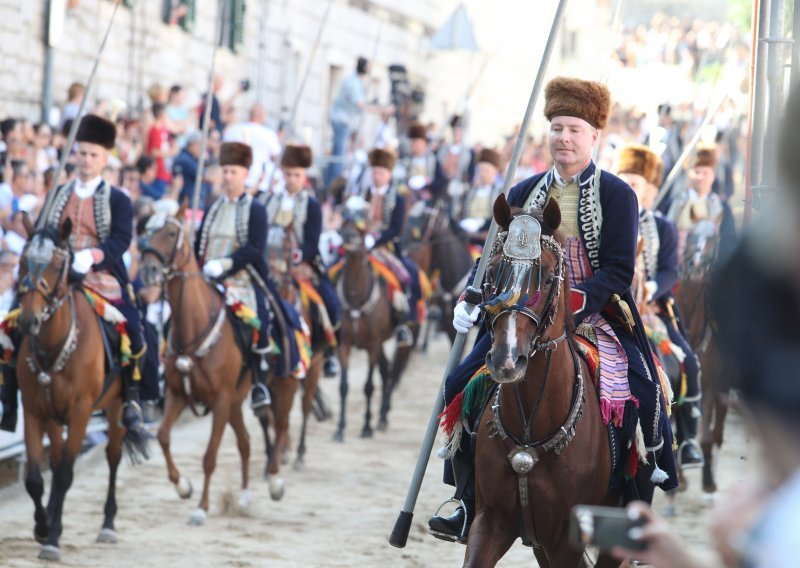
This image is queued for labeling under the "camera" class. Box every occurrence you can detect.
[569,505,647,551]
[240,79,251,92]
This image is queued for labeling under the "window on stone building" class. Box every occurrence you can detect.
[219,0,246,52]
[162,0,196,31]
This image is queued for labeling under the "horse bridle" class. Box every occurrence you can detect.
[140,216,188,281]
[18,242,72,324]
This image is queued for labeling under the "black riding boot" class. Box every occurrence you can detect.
[323,346,339,378]
[0,365,19,433]
[251,350,272,417]
[121,364,145,433]
[428,455,475,543]
[678,402,703,468]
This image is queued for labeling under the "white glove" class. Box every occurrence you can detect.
[72,249,95,274]
[644,280,658,303]
[203,260,225,279]
[408,175,427,191]
[364,234,376,250]
[453,300,480,334]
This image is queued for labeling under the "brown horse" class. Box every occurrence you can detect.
[138,208,294,525]
[675,230,728,500]
[334,218,414,441]
[466,196,619,568]
[265,223,325,469]
[16,219,149,562]
[405,198,474,349]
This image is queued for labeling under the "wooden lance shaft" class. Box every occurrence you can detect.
[389,0,570,549]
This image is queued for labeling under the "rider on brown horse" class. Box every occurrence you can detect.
[396,123,449,203]
[616,144,703,468]
[429,77,678,542]
[458,148,503,246]
[0,115,147,436]
[259,145,342,377]
[195,141,300,414]
[344,148,422,346]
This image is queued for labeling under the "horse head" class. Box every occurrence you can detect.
[340,195,370,256]
[482,195,569,384]
[139,201,190,287]
[267,222,298,286]
[18,216,72,336]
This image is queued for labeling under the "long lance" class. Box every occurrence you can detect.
[36,0,123,229]
[591,0,624,164]
[388,0,569,548]
[190,0,229,237]
[652,91,731,210]
[262,0,335,195]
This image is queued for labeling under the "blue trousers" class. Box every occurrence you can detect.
[115,297,144,355]
[659,312,700,401]
[315,274,342,330]
[324,120,350,188]
[400,257,422,322]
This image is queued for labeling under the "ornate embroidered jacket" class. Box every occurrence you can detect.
[36,180,133,287]
[351,182,405,249]
[640,210,679,304]
[261,190,323,266]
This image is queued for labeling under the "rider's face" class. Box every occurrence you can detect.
[477,162,499,187]
[221,165,248,196]
[689,165,715,195]
[410,138,427,157]
[370,166,392,189]
[548,116,597,174]
[282,167,307,194]
[618,172,651,210]
[76,142,108,181]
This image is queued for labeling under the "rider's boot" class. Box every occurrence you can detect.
[428,456,475,543]
[251,348,272,417]
[323,346,340,378]
[0,365,19,433]
[121,362,145,433]
[392,290,414,348]
[678,401,704,468]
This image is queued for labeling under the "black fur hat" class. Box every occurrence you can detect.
[75,114,116,149]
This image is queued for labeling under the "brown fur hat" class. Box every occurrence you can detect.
[281,144,313,169]
[219,142,253,169]
[368,148,396,171]
[616,144,660,185]
[408,122,427,140]
[75,114,116,149]
[693,145,717,169]
[476,148,502,171]
[544,77,611,129]
[651,154,664,187]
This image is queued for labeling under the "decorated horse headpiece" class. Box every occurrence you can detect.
[342,195,370,232]
[483,214,566,332]
[18,224,72,318]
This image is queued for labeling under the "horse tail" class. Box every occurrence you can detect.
[122,424,151,464]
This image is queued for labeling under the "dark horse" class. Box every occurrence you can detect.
[16,218,149,562]
[139,207,295,525]
[466,196,619,567]
[404,198,474,349]
[675,228,729,501]
[334,218,414,441]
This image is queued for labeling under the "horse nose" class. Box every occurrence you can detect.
[19,312,41,336]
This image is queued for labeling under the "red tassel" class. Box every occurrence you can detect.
[627,445,639,478]
[438,391,465,438]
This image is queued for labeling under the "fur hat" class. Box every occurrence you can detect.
[616,144,660,185]
[75,114,116,149]
[693,145,717,169]
[408,122,427,140]
[476,148,502,171]
[651,154,664,187]
[368,148,396,171]
[281,144,313,169]
[219,142,253,169]
[544,77,611,129]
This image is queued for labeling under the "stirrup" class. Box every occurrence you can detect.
[428,498,469,544]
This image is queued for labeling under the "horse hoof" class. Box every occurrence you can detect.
[188,508,207,526]
[269,477,285,501]
[360,427,373,439]
[38,545,60,562]
[237,489,253,514]
[176,476,193,499]
[662,504,677,517]
[33,527,48,545]
[377,420,388,432]
[96,528,118,544]
[333,431,344,443]
[702,492,715,507]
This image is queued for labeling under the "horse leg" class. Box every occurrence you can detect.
[267,376,297,501]
[157,389,192,499]
[334,343,351,442]
[23,412,49,546]
[361,353,377,439]
[549,535,593,568]
[228,401,252,514]
[40,408,91,561]
[97,399,124,544]
[189,399,230,526]
[377,350,392,432]
[463,510,517,568]
[258,414,272,481]
[296,355,322,469]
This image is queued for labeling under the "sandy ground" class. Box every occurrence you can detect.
[0,334,750,567]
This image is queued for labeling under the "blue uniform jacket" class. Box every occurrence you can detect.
[651,214,680,303]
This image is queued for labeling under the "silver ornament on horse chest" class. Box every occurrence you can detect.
[510,449,538,474]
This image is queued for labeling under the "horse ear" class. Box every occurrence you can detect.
[543,197,562,232]
[493,194,512,232]
[21,212,34,238]
[59,218,73,244]
[176,198,188,221]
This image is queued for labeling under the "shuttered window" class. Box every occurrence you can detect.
[219,0,246,52]
[162,0,196,31]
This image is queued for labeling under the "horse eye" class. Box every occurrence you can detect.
[167,230,178,238]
